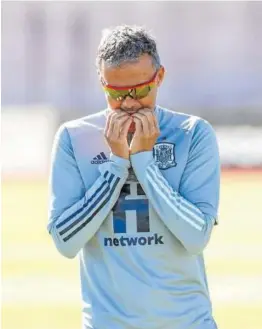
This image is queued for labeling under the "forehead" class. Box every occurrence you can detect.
[100,54,156,87]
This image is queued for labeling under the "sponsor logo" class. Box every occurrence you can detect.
[104,183,164,247]
[91,152,109,164]
[104,233,164,247]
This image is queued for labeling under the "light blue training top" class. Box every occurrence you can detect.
[48,105,220,329]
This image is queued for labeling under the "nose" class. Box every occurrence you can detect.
[121,96,141,113]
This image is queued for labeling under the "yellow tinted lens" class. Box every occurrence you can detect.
[104,88,129,100]
[104,82,155,100]
[135,84,155,99]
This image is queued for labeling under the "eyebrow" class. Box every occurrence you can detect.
[104,70,158,90]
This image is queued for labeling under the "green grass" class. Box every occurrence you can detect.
[2,172,262,329]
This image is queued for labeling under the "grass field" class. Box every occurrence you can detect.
[2,171,262,329]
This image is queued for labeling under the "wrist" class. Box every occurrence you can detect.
[130,151,154,170]
[130,147,153,155]
[130,149,149,155]
[111,150,129,160]
[110,153,131,169]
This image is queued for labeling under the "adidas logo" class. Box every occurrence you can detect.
[91,152,109,164]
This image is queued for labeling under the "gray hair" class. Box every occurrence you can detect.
[96,25,161,71]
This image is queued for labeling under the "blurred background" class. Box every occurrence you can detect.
[1,1,262,329]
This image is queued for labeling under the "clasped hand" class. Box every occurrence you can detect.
[104,109,160,159]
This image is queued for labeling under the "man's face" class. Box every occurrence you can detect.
[99,54,165,114]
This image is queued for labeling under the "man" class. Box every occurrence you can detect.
[48,25,220,329]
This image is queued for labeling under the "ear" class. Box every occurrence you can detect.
[156,66,165,87]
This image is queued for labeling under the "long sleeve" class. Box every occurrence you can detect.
[130,120,220,255]
[47,125,130,258]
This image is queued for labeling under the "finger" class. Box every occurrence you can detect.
[120,117,133,138]
[139,109,154,119]
[141,111,156,135]
[133,117,143,136]
[107,111,121,138]
[113,112,131,128]
[139,109,159,134]
[106,111,117,136]
[132,113,150,136]
[149,112,158,131]
[105,112,115,138]
[112,110,129,121]
[137,108,155,125]
[107,111,129,137]
[112,115,131,139]
[138,108,153,114]
[114,115,131,132]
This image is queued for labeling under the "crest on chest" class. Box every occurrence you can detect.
[153,142,177,170]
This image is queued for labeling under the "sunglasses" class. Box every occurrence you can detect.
[102,71,158,101]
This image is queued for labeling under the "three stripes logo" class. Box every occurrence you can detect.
[56,170,120,242]
[91,152,109,164]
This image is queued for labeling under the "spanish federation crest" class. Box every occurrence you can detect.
[153,142,177,170]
